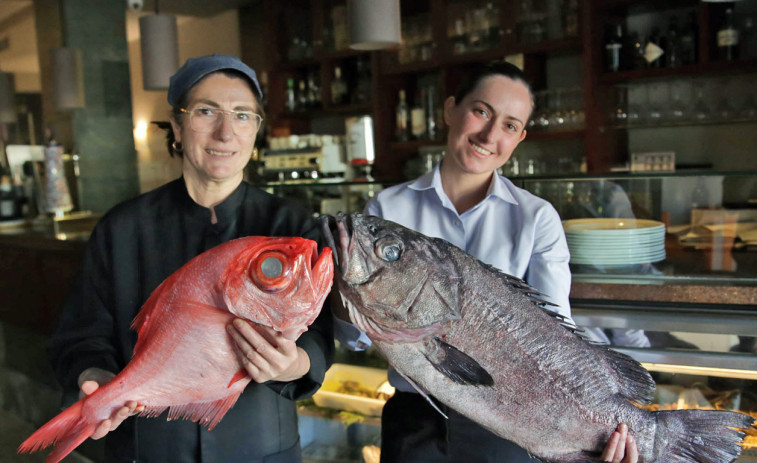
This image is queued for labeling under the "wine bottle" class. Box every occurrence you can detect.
[285,78,296,112]
[717,8,740,61]
[395,89,409,141]
[679,12,698,65]
[331,66,348,105]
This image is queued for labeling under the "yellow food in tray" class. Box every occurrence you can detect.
[313,364,396,416]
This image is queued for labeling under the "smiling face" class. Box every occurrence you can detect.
[170,72,261,190]
[442,75,532,180]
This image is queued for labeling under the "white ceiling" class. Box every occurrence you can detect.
[0,0,30,23]
[0,0,37,76]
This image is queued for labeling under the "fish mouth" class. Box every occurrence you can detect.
[318,212,353,274]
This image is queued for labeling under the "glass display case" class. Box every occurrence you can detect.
[258,170,757,460]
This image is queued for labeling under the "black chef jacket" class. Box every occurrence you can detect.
[48,178,334,463]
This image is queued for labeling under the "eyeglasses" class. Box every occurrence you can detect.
[180,107,263,137]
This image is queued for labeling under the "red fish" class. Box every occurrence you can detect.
[19,236,333,463]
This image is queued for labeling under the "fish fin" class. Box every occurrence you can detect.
[425,337,494,387]
[139,406,168,418]
[166,392,243,430]
[227,369,248,388]
[601,347,656,404]
[18,399,96,463]
[652,409,754,463]
[394,370,448,420]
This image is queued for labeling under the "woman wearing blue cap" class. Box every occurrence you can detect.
[47,53,333,462]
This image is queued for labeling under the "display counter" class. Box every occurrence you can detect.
[262,171,757,460]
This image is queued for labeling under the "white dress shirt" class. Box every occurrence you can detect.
[366,166,573,316]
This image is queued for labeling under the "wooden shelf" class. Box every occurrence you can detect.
[526,128,586,141]
[242,0,757,179]
[598,59,757,84]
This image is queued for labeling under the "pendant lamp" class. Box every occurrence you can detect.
[0,72,16,123]
[348,0,402,50]
[139,11,179,90]
[51,47,86,109]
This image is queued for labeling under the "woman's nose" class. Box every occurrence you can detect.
[214,114,234,141]
[478,120,497,143]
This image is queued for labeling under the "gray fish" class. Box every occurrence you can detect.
[320,212,754,463]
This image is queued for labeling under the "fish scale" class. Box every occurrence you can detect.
[321,212,754,463]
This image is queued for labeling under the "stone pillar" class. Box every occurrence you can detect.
[35,0,139,213]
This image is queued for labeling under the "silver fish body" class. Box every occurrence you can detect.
[321,212,754,463]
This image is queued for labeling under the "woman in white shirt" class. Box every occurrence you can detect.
[346,61,637,463]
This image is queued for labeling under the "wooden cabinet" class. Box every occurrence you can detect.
[240,0,757,180]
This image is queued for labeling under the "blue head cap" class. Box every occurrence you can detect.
[167,53,262,107]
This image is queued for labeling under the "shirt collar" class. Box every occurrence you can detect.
[409,164,519,207]
[177,177,246,224]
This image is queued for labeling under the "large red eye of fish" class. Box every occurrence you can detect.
[250,251,292,292]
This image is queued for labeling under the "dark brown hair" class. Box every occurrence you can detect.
[453,61,535,124]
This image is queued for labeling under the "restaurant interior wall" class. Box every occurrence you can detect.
[125,8,245,193]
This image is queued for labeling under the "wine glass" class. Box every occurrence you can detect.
[665,80,689,123]
[691,79,711,123]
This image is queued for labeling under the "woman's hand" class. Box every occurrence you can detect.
[227,319,310,383]
[77,367,145,440]
[601,423,638,463]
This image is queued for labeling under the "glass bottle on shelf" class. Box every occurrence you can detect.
[605,23,624,72]
[395,89,409,141]
[562,0,579,37]
[0,175,19,221]
[297,79,307,110]
[425,84,438,141]
[353,57,371,104]
[679,11,698,65]
[285,78,296,112]
[306,71,320,108]
[627,31,647,70]
[331,66,348,105]
[717,8,740,62]
[410,88,428,140]
[450,17,468,55]
[666,16,681,67]
[743,15,756,59]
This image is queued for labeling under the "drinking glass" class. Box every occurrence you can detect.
[548,88,566,129]
[691,79,711,123]
[665,80,689,123]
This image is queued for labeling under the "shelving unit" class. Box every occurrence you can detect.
[240,0,757,181]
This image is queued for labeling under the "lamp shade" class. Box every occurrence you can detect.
[0,72,16,123]
[51,47,85,109]
[348,0,401,50]
[139,14,179,91]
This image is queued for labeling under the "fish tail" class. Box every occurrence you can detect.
[17,399,96,463]
[652,409,754,463]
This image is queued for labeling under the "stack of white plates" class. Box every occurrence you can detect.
[563,218,666,266]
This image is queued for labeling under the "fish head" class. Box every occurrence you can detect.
[221,236,333,340]
[320,213,461,343]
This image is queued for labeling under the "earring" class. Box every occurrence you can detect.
[252,147,259,161]
[172,141,183,153]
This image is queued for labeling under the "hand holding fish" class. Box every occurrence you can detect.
[77,367,146,440]
[227,319,310,383]
[601,423,638,463]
